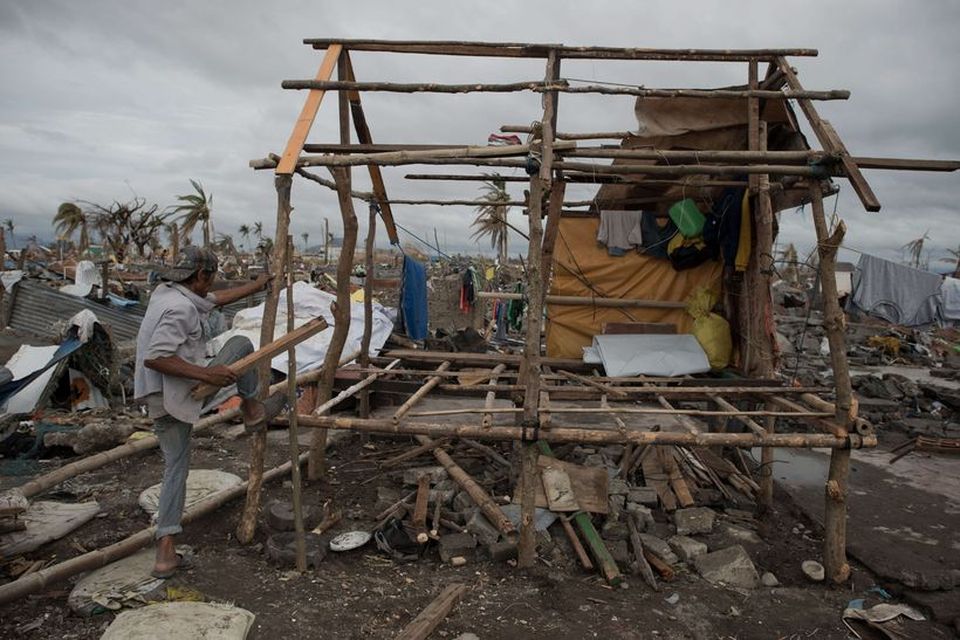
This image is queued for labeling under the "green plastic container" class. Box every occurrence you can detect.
[669,198,706,238]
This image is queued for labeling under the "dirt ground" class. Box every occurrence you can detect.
[2,410,933,640]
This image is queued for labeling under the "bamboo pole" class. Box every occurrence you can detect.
[359,203,377,418]
[285,236,307,573]
[482,363,507,428]
[10,352,359,501]
[0,452,307,606]
[809,181,854,584]
[237,172,293,545]
[392,361,451,422]
[282,79,847,101]
[309,166,359,480]
[395,583,468,640]
[296,415,873,449]
[313,360,401,416]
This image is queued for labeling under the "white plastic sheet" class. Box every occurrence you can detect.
[208,281,394,373]
[587,334,711,377]
[59,260,101,298]
[1,345,61,414]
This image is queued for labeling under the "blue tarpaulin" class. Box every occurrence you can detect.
[399,255,428,341]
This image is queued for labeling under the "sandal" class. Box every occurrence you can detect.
[243,393,287,434]
[150,547,196,579]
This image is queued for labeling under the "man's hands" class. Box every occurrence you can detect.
[253,273,274,291]
[203,365,237,387]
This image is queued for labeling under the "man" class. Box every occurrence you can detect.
[134,246,276,578]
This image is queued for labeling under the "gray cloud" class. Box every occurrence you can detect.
[0,0,957,261]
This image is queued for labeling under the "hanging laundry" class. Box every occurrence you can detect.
[848,253,942,326]
[507,282,526,331]
[701,184,746,268]
[638,212,678,260]
[488,133,522,146]
[459,267,480,312]
[596,210,643,256]
[399,255,428,340]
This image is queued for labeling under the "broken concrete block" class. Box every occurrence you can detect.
[694,545,759,589]
[673,507,716,536]
[760,571,779,587]
[716,522,764,546]
[668,535,708,563]
[601,520,629,542]
[625,504,655,531]
[428,488,457,506]
[627,487,659,507]
[638,533,679,566]
[439,533,476,563]
[487,540,518,562]
[403,466,447,486]
[465,510,500,546]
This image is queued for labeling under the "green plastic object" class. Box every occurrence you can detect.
[669,198,706,238]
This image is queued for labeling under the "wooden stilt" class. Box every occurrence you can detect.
[359,203,377,418]
[284,236,307,572]
[309,166,359,480]
[809,180,853,584]
[237,173,293,544]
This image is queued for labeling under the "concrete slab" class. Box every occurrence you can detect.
[774,448,960,590]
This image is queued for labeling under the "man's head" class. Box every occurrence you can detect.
[163,246,219,295]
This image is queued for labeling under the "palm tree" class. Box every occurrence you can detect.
[901,231,930,270]
[253,221,263,241]
[165,221,180,263]
[238,224,251,253]
[4,219,15,249]
[301,231,309,253]
[471,175,511,265]
[171,179,213,247]
[54,202,90,253]
[941,244,960,278]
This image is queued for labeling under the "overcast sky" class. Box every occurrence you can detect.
[1,0,957,268]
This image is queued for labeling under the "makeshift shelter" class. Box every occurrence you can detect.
[239,38,959,583]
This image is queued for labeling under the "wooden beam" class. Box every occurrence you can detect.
[395,583,468,640]
[776,56,880,212]
[283,79,848,101]
[309,166,359,480]
[341,51,400,244]
[359,202,376,418]
[303,39,819,61]
[189,316,329,400]
[276,45,342,175]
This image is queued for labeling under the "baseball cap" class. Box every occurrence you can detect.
[163,246,219,282]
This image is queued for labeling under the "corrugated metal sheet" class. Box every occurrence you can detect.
[6,281,269,344]
[8,280,146,342]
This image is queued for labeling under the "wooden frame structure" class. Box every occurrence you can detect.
[249,38,959,583]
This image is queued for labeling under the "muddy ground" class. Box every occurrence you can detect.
[3,410,941,640]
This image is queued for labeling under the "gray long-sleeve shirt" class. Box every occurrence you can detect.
[134,283,216,424]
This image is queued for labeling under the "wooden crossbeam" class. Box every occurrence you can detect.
[303,39,818,62]
[276,45,342,175]
[282,79,848,101]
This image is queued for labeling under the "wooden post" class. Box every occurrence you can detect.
[809,180,853,584]
[285,236,307,572]
[309,166,359,480]
[518,49,559,569]
[359,203,377,418]
[756,121,777,512]
[236,173,292,544]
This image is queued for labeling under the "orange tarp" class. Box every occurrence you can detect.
[545,217,722,359]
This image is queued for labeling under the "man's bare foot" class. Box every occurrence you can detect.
[153,535,178,577]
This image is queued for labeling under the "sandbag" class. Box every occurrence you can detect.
[686,287,732,370]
